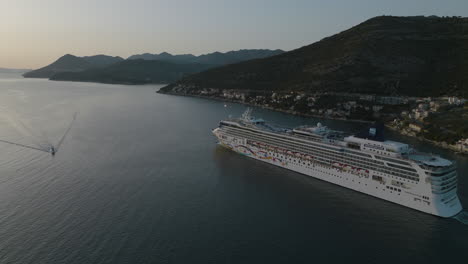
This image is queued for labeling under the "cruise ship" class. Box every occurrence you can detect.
[212,109,463,217]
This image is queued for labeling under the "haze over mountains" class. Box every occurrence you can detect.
[128,49,285,65]
[161,16,468,97]
[23,49,284,84]
[22,16,468,96]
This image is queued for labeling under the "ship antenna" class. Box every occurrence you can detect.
[241,107,253,121]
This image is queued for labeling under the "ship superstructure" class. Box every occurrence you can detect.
[212,109,462,217]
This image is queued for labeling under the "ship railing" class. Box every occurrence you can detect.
[418,162,456,172]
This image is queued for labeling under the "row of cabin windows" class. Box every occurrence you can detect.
[224,124,417,172]
[375,155,412,166]
[225,130,420,181]
[226,127,377,164]
[432,177,457,187]
[432,184,456,194]
[343,149,372,158]
[226,127,403,170]
[386,162,417,172]
[223,125,343,152]
[227,133,419,181]
[270,152,370,181]
[223,129,420,181]
[432,181,457,192]
[425,168,457,177]
[419,164,455,173]
[386,186,401,192]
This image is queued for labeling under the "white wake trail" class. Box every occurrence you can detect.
[0,106,52,151]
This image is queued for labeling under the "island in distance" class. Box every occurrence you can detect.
[23,49,284,84]
[22,54,124,78]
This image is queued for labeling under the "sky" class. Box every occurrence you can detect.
[1,0,467,69]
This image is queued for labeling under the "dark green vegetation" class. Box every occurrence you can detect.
[50,60,212,84]
[422,105,468,144]
[23,54,124,78]
[128,49,284,65]
[160,16,468,97]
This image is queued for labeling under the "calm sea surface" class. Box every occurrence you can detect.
[0,73,467,263]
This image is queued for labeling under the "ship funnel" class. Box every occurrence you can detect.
[355,122,385,142]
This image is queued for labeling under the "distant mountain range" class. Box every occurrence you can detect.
[160,16,468,97]
[50,60,213,84]
[23,54,124,78]
[128,49,285,65]
[23,49,284,84]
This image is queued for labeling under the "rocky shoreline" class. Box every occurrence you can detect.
[157,90,373,124]
[386,124,467,156]
[159,89,467,156]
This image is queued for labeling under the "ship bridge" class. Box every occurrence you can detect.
[408,153,454,171]
[342,122,410,157]
[344,136,410,157]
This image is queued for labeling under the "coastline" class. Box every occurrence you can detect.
[157,90,373,124]
[159,90,467,156]
[385,124,467,156]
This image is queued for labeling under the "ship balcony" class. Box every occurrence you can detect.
[431,181,458,194]
[419,163,456,172]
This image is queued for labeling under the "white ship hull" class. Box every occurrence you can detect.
[213,128,462,218]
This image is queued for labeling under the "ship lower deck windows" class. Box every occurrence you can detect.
[386,186,402,192]
[372,175,383,182]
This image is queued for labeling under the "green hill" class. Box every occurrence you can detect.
[23,54,124,78]
[50,59,212,84]
[159,16,468,97]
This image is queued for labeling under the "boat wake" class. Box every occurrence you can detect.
[453,211,468,225]
[0,106,51,150]
[0,108,78,155]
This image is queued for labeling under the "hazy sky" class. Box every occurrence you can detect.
[1,0,467,69]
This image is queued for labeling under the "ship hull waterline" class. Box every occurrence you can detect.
[213,129,462,218]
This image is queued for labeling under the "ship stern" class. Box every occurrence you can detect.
[432,191,463,218]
